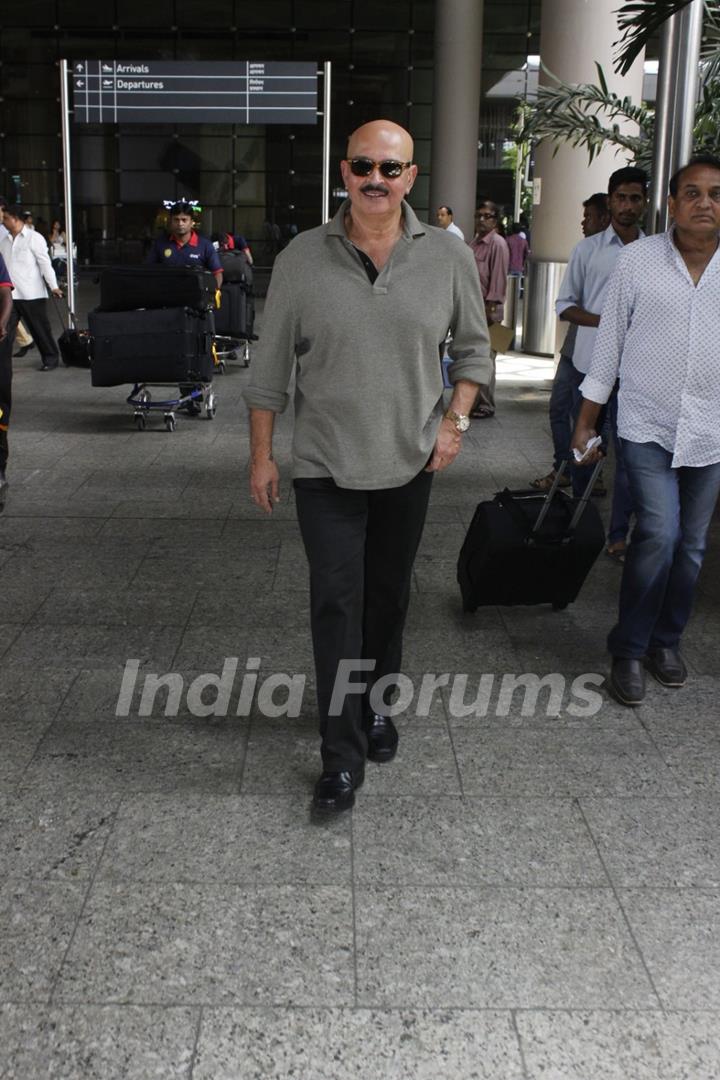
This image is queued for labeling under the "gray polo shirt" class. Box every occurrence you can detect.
[243,199,491,489]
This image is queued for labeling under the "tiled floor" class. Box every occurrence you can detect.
[1,287,719,1077]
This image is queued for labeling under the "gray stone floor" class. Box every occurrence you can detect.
[1,288,719,1077]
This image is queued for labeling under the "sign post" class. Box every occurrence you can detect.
[59,59,329,320]
[59,59,77,323]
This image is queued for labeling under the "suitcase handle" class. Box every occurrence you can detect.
[495,458,603,544]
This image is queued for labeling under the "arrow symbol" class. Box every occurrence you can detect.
[75,80,85,88]
[75,64,83,72]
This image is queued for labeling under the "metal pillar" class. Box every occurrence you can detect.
[647,0,704,234]
[429,0,484,239]
[59,60,76,323]
[321,61,332,224]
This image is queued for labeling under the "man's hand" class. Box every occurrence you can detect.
[250,455,280,513]
[426,417,462,472]
[570,423,603,465]
[51,288,63,299]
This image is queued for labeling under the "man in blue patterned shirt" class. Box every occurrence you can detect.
[573,155,720,705]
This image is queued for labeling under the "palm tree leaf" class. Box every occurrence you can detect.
[613,0,694,75]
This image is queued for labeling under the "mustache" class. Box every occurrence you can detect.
[360,183,390,195]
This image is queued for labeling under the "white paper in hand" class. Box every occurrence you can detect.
[573,435,602,463]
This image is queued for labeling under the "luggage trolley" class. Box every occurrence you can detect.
[128,381,216,432]
[89,267,219,432]
[213,251,257,373]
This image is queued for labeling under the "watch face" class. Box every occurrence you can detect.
[457,415,470,432]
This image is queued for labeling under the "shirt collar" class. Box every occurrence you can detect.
[170,230,199,248]
[327,198,426,241]
[603,223,645,246]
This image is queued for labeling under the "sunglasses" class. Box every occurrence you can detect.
[345,157,412,179]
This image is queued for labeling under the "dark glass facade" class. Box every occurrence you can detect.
[0,1,540,265]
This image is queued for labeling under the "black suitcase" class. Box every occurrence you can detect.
[214,280,253,337]
[457,462,606,611]
[98,266,217,313]
[89,306,214,387]
[219,250,253,286]
[58,328,93,368]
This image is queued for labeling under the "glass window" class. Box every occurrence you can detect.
[235,1,292,29]
[2,2,55,26]
[176,0,232,27]
[116,1,174,26]
[3,135,60,171]
[294,2,351,28]
[57,1,117,27]
[354,1,411,31]
[0,29,59,63]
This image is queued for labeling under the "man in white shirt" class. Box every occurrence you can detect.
[573,155,720,706]
[436,205,465,240]
[0,204,62,371]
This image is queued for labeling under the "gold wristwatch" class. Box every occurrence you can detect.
[444,409,470,433]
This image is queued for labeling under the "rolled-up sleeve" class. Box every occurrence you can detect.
[242,260,297,413]
[580,261,629,404]
[555,246,584,319]
[446,247,493,386]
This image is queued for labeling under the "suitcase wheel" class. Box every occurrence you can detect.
[164,412,176,432]
[205,391,217,420]
[134,411,146,431]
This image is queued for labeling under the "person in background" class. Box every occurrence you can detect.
[555,167,647,565]
[0,250,16,510]
[468,199,509,419]
[218,231,253,264]
[436,205,464,240]
[530,192,610,492]
[0,203,62,372]
[506,222,529,276]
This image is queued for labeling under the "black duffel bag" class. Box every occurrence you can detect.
[219,250,253,286]
[58,328,93,368]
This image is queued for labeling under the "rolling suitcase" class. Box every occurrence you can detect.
[89,306,214,387]
[98,266,216,313]
[457,462,606,611]
[52,298,93,368]
[214,280,249,337]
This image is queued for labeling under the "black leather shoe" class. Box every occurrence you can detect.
[13,343,34,358]
[39,361,59,371]
[645,648,687,688]
[312,768,365,815]
[609,658,646,706]
[363,712,399,763]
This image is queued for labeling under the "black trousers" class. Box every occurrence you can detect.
[294,468,433,772]
[0,306,17,469]
[14,298,59,364]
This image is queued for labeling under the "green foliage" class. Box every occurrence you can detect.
[613,1,694,75]
[517,64,654,171]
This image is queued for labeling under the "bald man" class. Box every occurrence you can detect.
[244,120,491,814]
